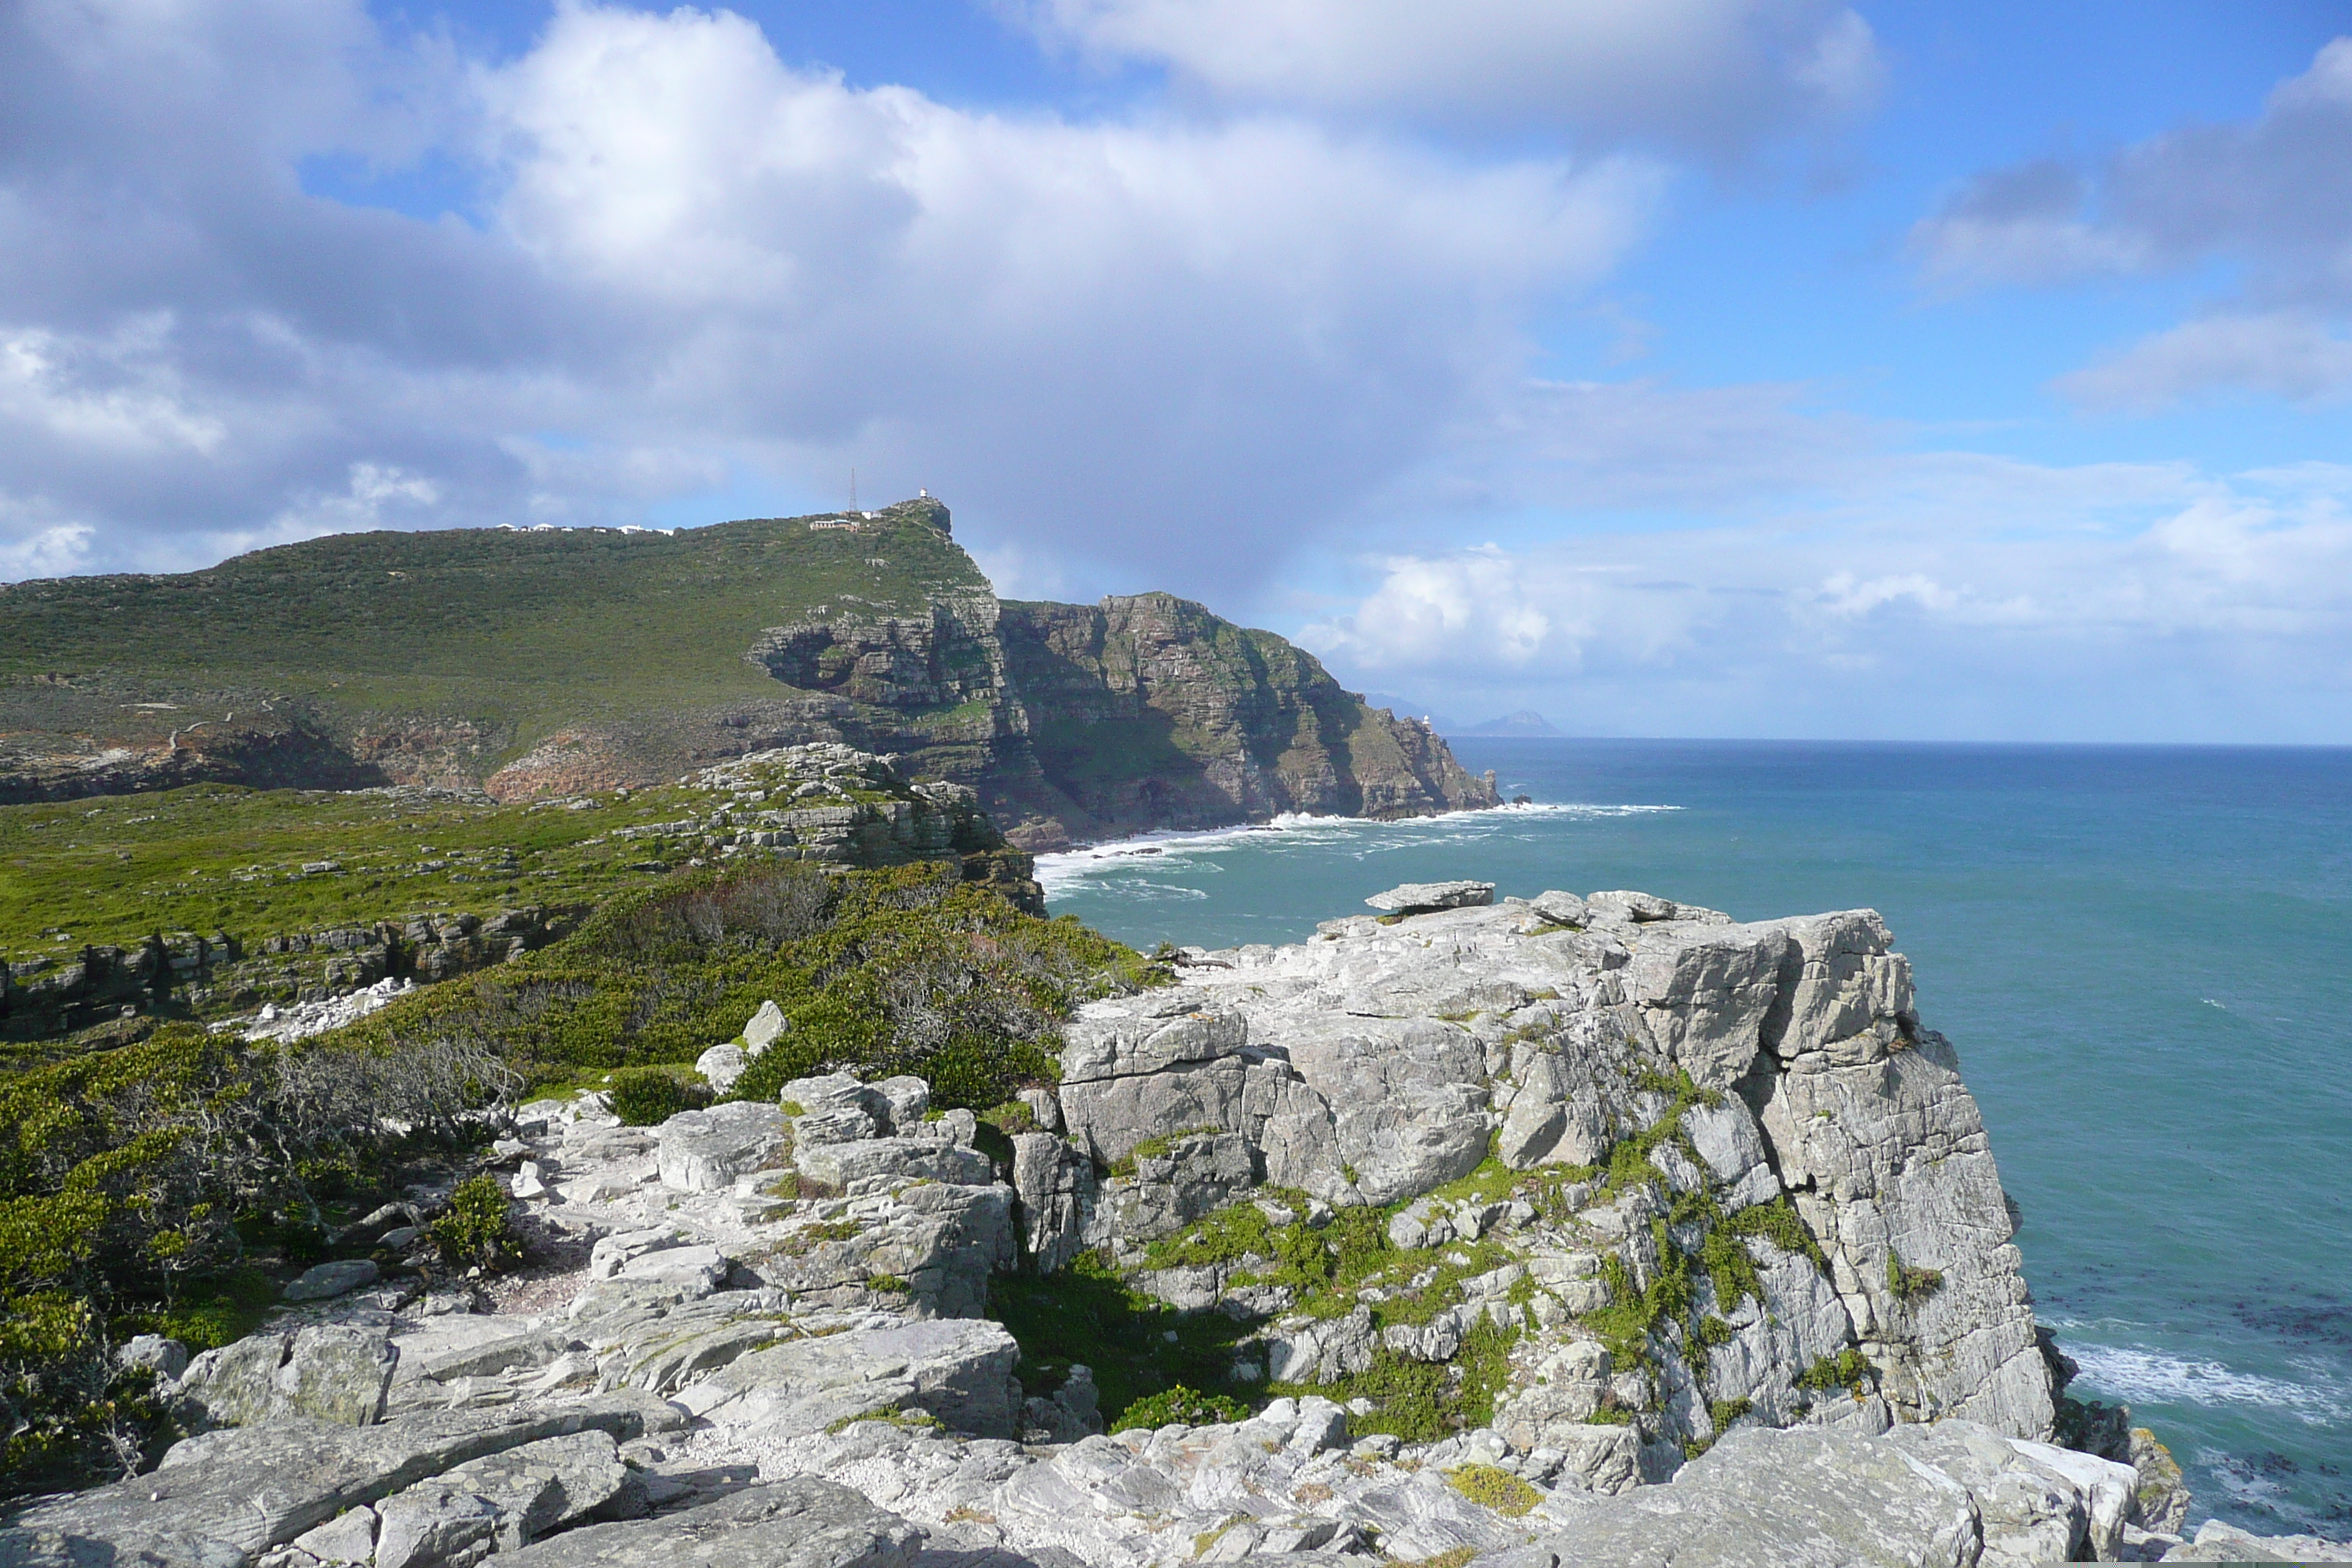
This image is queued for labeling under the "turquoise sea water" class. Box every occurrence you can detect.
[1038,739,2352,1537]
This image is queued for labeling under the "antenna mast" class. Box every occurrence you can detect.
[850,467,857,513]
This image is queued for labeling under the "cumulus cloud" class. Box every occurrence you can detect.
[0,0,1659,587]
[1912,37,2352,407]
[1303,457,2352,740]
[1002,0,1882,154]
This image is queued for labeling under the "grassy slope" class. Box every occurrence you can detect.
[0,503,984,761]
[0,783,663,957]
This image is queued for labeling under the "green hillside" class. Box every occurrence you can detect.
[0,498,977,750]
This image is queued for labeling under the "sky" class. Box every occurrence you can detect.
[4,1,2351,741]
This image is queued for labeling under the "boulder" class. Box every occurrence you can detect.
[742,1000,788,1055]
[176,1324,398,1431]
[373,1431,630,1565]
[657,1101,788,1194]
[290,1504,379,1564]
[1528,889,1589,927]
[696,1042,747,1093]
[793,1135,993,1194]
[494,1477,920,1568]
[2160,1520,2352,1561]
[1364,881,1495,914]
[118,1333,189,1383]
[1011,1131,1093,1273]
[284,1259,380,1302]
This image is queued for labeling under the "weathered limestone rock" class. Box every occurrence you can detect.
[696,1041,747,1092]
[175,1324,398,1431]
[493,1477,920,1568]
[1,1392,682,1561]
[793,1134,992,1195]
[373,1431,631,1566]
[1525,1423,1980,1567]
[1528,889,1589,927]
[2160,1520,2352,1561]
[1090,1130,1254,1243]
[290,1504,378,1564]
[743,1000,788,1055]
[657,1101,788,1194]
[1365,881,1496,913]
[1011,1131,1093,1273]
[283,1259,381,1303]
[682,1317,1022,1439]
[118,1333,190,1382]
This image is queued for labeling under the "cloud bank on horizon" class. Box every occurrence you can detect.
[1,0,2348,742]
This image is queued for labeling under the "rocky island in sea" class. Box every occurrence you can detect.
[7,743,2334,1566]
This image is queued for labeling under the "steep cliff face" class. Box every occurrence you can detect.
[998,593,1496,845]
[0,497,1493,848]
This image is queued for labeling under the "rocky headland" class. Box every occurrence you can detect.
[14,859,2328,1566]
[0,498,1495,849]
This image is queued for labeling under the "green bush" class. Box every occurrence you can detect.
[1887,1249,1944,1303]
[338,860,1150,1112]
[430,1175,522,1272]
[1112,1384,1249,1433]
[606,1068,711,1128]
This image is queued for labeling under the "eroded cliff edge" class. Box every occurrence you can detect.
[12,872,2240,1568]
[0,497,1496,848]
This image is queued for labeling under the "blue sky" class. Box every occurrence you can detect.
[3,2,2349,740]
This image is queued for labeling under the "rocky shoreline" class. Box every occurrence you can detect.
[7,878,2340,1567]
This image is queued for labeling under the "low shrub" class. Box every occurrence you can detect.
[1112,1384,1249,1433]
[430,1175,523,1272]
[606,1067,711,1128]
[1444,1463,1541,1517]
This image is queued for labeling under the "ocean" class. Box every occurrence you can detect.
[1037,739,2352,1537]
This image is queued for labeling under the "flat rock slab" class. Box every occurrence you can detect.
[1,1392,684,1561]
[686,1317,1020,1439]
[1365,881,1494,913]
[657,1101,788,1194]
[284,1259,381,1301]
[497,1477,919,1568]
[1523,1425,1980,1568]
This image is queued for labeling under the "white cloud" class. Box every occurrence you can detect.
[0,0,1663,589]
[0,521,94,582]
[2056,313,2352,411]
[1002,0,1882,154]
[1300,455,2352,739]
[1912,37,2352,408]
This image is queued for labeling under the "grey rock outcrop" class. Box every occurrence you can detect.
[1041,886,2054,1458]
[1365,881,1496,913]
[174,1324,398,1430]
[495,1477,921,1568]
[657,1101,788,1194]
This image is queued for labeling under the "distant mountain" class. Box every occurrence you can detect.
[0,497,1499,849]
[1462,710,1561,737]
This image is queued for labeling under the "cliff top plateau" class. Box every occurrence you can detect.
[0,498,1495,848]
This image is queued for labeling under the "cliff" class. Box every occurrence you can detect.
[7,879,2234,1566]
[0,497,1493,848]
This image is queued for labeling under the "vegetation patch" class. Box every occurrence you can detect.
[1795,1348,1876,1396]
[1886,1250,1945,1303]
[990,1253,1256,1430]
[336,859,1155,1110]
[606,1066,713,1128]
[430,1175,524,1272]
[1444,1463,1541,1516]
[1116,1385,1251,1433]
